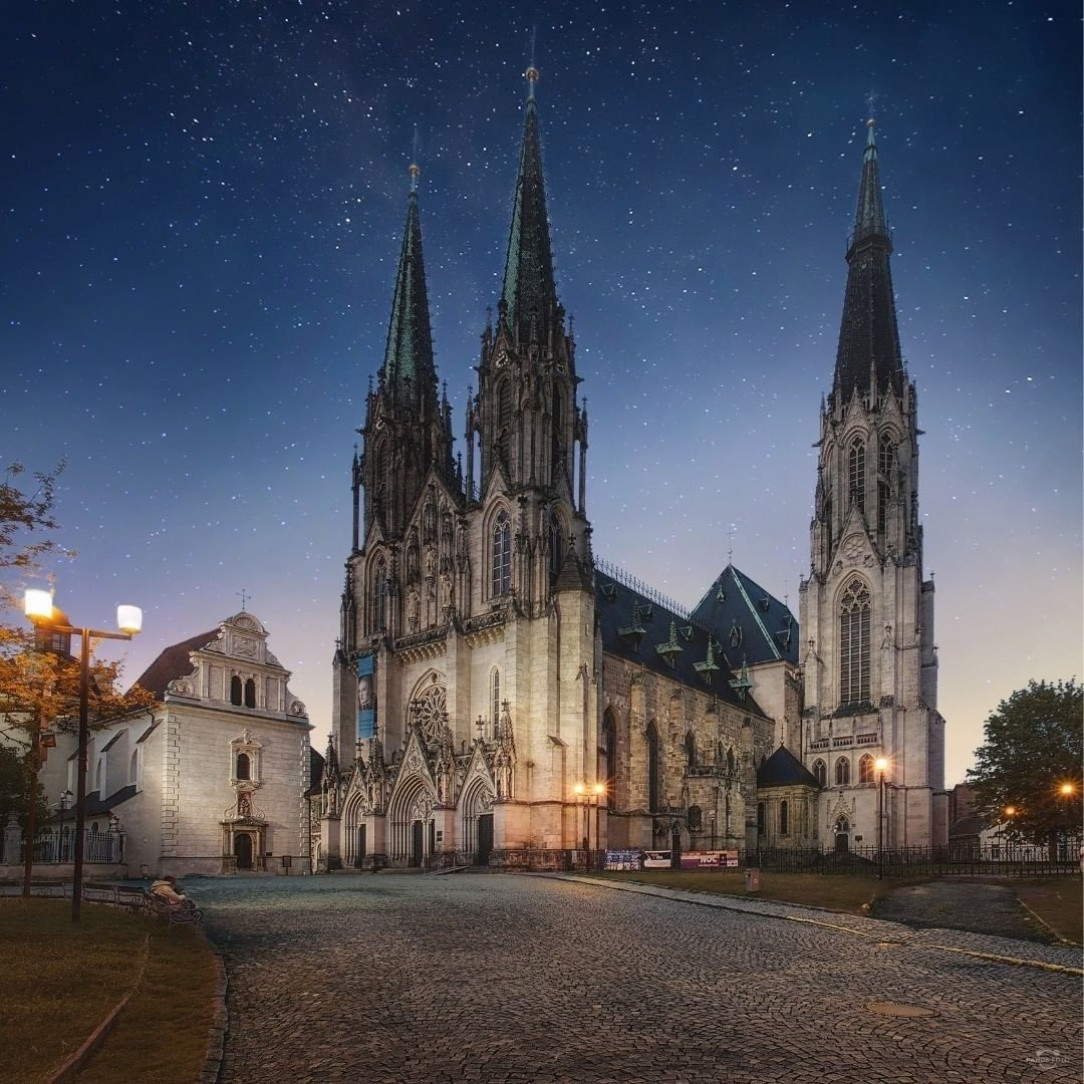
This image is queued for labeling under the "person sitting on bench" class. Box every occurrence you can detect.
[149,875,187,907]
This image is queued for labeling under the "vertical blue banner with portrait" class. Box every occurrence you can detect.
[356,653,376,740]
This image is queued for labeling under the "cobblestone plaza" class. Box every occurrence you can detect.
[196,874,1082,1084]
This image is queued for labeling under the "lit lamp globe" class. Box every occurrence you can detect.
[874,757,888,774]
[593,782,605,797]
[24,588,54,622]
[117,605,143,635]
[573,782,585,797]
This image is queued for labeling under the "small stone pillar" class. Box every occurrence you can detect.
[3,813,23,866]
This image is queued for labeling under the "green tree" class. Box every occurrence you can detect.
[967,679,1083,861]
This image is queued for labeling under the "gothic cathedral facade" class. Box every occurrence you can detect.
[318,80,948,870]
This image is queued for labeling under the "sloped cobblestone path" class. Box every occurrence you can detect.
[194,874,1082,1084]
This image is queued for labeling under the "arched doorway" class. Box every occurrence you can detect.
[834,816,850,853]
[234,833,253,870]
[476,814,493,866]
[411,821,424,867]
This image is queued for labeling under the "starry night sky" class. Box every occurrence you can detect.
[4,1,1080,786]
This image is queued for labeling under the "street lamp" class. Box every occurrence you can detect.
[875,756,888,881]
[57,789,73,864]
[593,781,605,868]
[573,782,588,860]
[24,588,142,921]
[1057,782,1077,864]
[1003,805,1016,863]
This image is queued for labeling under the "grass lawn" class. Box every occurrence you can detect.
[1007,878,1083,945]
[0,898,216,1084]
[595,869,927,914]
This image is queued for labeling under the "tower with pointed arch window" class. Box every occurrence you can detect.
[798,119,948,852]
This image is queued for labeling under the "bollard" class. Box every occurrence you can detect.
[744,867,761,892]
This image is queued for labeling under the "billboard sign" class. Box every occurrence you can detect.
[356,654,376,740]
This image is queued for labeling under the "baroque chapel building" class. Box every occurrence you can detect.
[318,76,947,870]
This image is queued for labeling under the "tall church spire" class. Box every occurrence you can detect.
[382,162,436,399]
[833,119,904,401]
[500,65,559,339]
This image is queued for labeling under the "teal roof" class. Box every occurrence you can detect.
[382,189,435,393]
[690,564,799,667]
[500,96,558,335]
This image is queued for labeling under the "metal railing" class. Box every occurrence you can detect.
[27,829,119,865]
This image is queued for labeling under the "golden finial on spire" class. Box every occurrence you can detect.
[525,64,539,98]
[408,161,420,192]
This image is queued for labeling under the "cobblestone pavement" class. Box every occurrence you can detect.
[193,873,1082,1084]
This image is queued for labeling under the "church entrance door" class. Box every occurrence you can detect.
[234,833,253,870]
[476,814,493,866]
[411,820,423,867]
[356,825,366,868]
[834,818,850,853]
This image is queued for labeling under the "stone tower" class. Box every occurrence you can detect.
[798,120,948,852]
[322,69,597,869]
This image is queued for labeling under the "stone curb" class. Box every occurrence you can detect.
[554,874,1084,977]
[47,933,151,1083]
[198,934,229,1084]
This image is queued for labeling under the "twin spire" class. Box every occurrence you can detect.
[380,65,559,398]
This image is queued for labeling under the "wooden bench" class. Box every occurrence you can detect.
[142,889,204,926]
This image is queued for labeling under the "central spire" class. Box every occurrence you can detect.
[382,162,435,399]
[832,118,904,401]
[500,65,558,339]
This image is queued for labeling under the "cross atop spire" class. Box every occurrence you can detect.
[499,67,559,340]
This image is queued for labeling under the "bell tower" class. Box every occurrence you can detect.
[799,120,947,851]
[465,66,591,616]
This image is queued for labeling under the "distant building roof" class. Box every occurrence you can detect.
[307,746,326,795]
[133,629,219,700]
[756,744,821,789]
[595,563,767,716]
[691,564,799,667]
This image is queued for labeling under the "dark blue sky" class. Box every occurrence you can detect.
[4,1,1080,784]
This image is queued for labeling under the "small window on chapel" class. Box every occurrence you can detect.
[236,752,251,781]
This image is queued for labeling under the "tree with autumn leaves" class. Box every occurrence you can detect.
[0,462,154,887]
[967,679,1082,862]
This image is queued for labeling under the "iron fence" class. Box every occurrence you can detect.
[752,844,1081,877]
[27,829,117,865]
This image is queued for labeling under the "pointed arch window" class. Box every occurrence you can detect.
[491,511,512,597]
[230,675,243,706]
[684,731,697,769]
[490,668,501,740]
[551,385,565,475]
[373,558,388,631]
[834,756,851,787]
[859,754,876,785]
[878,481,889,535]
[646,721,660,812]
[879,435,895,476]
[549,513,564,579]
[779,800,789,835]
[601,710,616,810]
[726,746,736,775]
[813,758,827,787]
[839,578,871,705]
[848,438,866,513]
[496,379,512,430]
[423,499,437,543]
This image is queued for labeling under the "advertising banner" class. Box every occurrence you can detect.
[678,850,740,869]
[604,850,642,871]
[356,654,376,740]
[642,850,672,869]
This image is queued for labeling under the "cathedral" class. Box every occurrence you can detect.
[316,71,948,870]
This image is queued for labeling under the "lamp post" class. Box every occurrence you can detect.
[24,589,142,921]
[593,781,605,869]
[875,756,888,881]
[1057,782,1077,865]
[1002,805,1016,863]
[57,789,73,864]
[573,782,588,861]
